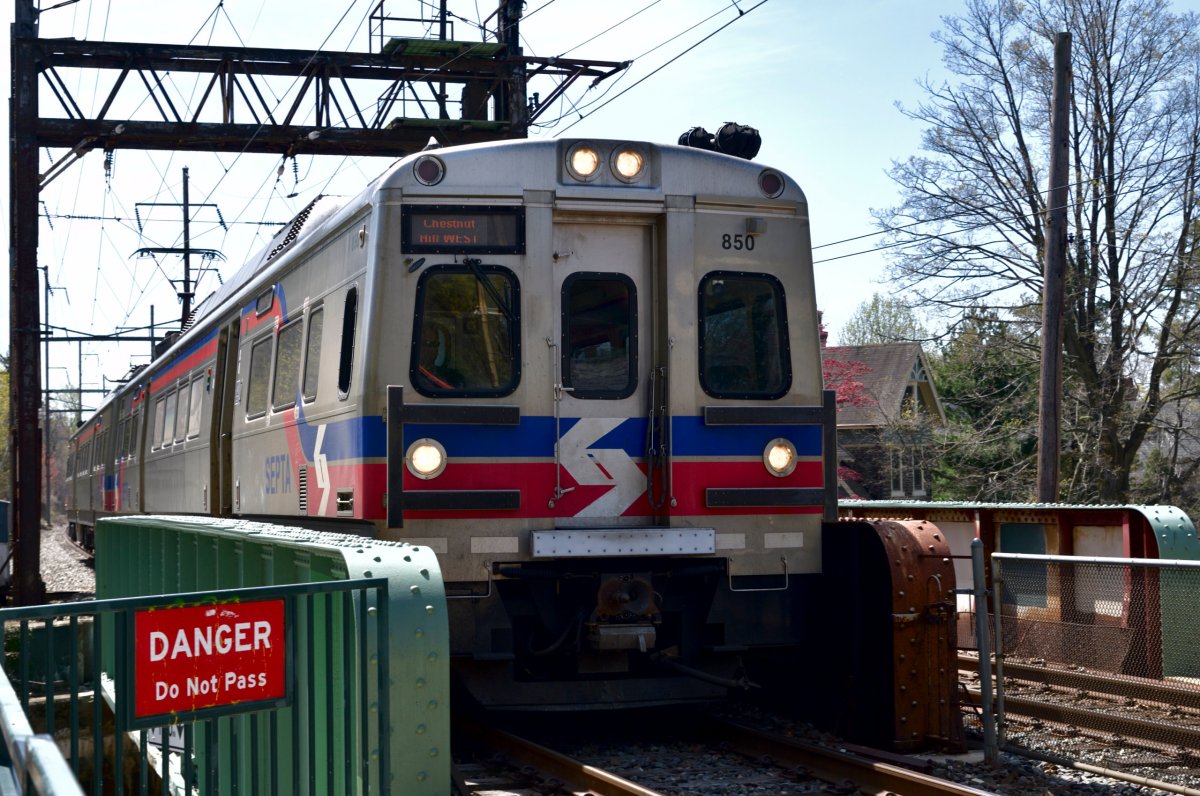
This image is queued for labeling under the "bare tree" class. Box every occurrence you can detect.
[878,0,1200,501]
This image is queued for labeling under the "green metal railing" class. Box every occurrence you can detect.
[1,579,390,795]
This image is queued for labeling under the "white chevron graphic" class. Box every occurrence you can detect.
[314,424,331,515]
[559,418,645,517]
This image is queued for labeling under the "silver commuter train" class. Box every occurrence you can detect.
[66,137,842,711]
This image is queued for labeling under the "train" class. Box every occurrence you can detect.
[65,135,961,749]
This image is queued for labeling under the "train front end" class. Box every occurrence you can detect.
[367,138,833,709]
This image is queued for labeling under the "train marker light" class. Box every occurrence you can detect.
[406,438,447,479]
[764,438,797,477]
[758,169,784,198]
[414,155,445,186]
[567,144,601,180]
[612,147,645,181]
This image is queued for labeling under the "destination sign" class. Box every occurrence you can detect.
[130,599,289,726]
[402,205,525,254]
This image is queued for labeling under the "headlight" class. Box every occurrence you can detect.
[612,147,645,181]
[763,438,797,477]
[566,144,601,181]
[406,438,447,479]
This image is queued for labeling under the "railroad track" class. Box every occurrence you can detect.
[453,713,1001,795]
[959,653,1200,752]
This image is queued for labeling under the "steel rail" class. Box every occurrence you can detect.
[455,716,664,796]
[958,653,1200,709]
[708,719,1001,796]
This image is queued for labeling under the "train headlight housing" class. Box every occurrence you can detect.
[763,438,797,477]
[566,144,601,181]
[406,438,447,479]
[612,147,646,182]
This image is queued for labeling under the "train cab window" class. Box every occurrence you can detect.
[698,272,790,399]
[245,336,273,418]
[561,273,636,399]
[410,266,519,397]
[272,318,304,411]
[187,376,205,438]
[338,287,359,398]
[161,389,178,448]
[302,307,324,402]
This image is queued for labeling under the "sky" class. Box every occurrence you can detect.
[0,0,1148,410]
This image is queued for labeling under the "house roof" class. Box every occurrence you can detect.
[822,342,945,428]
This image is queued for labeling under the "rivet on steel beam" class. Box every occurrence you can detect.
[899,654,906,661]
[428,652,439,662]
[411,585,422,594]
[374,556,382,562]
[415,628,424,638]
[370,702,379,713]
[364,570,373,577]
[429,747,439,758]
[428,699,439,710]
[416,771,428,781]
[416,723,427,734]
[900,716,908,723]
[367,606,378,615]
[898,590,906,597]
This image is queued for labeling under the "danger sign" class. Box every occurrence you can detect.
[133,599,288,722]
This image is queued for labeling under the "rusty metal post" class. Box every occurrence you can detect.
[10,0,47,604]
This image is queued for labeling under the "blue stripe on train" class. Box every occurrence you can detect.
[293,414,824,462]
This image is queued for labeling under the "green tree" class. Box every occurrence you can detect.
[838,293,929,346]
[931,310,1040,501]
[878,0,1200,502]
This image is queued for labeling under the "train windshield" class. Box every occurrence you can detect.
[699,272,790,399]
[410,264,520,396]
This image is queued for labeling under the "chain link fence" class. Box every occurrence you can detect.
[971,553,1200,774]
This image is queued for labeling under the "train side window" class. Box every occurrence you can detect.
[187,376,205,438]
[410,265,520,397]
[161,389,178,448]
[337,287,359,398]
[302,307,324,402]
[698,272,790,399]
[246,336,273,418]
[151,397,166,451]
[272,318,304,411]
[561,273,635,399]
[175,382,190,443]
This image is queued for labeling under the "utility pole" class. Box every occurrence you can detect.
[135,169,222,330]
[1038,32,1071,503]
[182,168,192,324]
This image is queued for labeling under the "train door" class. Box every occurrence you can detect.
[211,318,240,515]
[551,218,664,525]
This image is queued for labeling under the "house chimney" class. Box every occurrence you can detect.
[818,310,829,348]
